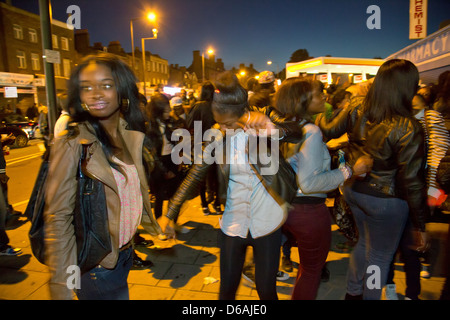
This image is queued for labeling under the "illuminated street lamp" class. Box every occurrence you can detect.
[130,12,156,70]
[267,60,279,76]
[142,28,158,98]
[202,48,214,82]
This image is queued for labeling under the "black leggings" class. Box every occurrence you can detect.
[218,228,281,300]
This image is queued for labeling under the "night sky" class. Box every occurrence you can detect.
[9,0,450,72]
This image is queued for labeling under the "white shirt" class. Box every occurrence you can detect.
[220,130,284,239]
[54,112,70,137]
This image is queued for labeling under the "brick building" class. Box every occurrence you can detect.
[169,64,198,89]
[188,50,225,84]
[0,1,76,114]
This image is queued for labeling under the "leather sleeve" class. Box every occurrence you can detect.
[318,97,365,140]
[44,136,80,300]
[248,105,304,143]
[395,120,429,231]
[165,161,211,220]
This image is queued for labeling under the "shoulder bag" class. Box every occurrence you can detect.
[26,144,112,274]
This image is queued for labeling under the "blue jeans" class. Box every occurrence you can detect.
[76,247,133,300]
[344,187,408,300]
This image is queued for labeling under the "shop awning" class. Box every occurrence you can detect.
[286,57,385,79]
[386,25,450,84]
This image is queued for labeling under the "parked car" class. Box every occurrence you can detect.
[0,114,37,148]
[0,126,29,148]
[0,114,37,140]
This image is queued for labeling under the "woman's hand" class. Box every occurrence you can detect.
[238,111,277,136]
[157,216,176,239]
[410,230,430,253]
[352,155,373,177]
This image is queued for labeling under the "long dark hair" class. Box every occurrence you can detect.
[199,81,215,102]
[146,93,173,149]
[147,92,170,121]
[363,59,419,123]
[434,71,450,116]
[66,52,146,169]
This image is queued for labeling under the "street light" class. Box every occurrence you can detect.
[130,12,156,70]
[202,48,214,82]
[142,28,158,98]
[267,60,279,76]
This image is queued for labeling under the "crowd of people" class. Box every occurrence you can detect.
[2,51,450,301]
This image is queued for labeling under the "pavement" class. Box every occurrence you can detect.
[0,196,448,301]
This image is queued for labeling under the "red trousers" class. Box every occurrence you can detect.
[284,202,332,300]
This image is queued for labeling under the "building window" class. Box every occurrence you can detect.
[31,53,40,70]
[52,34,58,49]
[63,59,71,78]
[54,63,61,76]
[61,37,69,51]
[146,61,151,72]
[13,24,23,40]
[16,50,26,69]
[28,28,38,43]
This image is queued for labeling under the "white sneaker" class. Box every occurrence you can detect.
[381,284,399,300]
[420,265,431,279]
[0,246,22,256]
[174,224,191,234]
[276,271,290,281]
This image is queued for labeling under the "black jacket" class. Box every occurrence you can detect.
[319,98,428,231]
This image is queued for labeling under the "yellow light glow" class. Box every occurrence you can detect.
[267,61,272,65]
[147,12,156,21]
[207,48,214,55]
[323,57,384,66]
[240,71,246,76]
[287,59,323,73]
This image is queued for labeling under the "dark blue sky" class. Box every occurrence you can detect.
[10,0,450,72]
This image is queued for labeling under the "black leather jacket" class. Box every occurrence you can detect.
[319,98,428,231]
[165,106,303,220]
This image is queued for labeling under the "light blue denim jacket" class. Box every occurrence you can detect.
[288,123,346,198]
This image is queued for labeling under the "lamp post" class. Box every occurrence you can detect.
[202,48,214,82]
[130,12,156,71]
[141,28,158,98]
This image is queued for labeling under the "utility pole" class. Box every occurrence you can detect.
[38,0,57,137]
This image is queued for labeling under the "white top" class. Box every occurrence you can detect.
[220,130,284,239]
